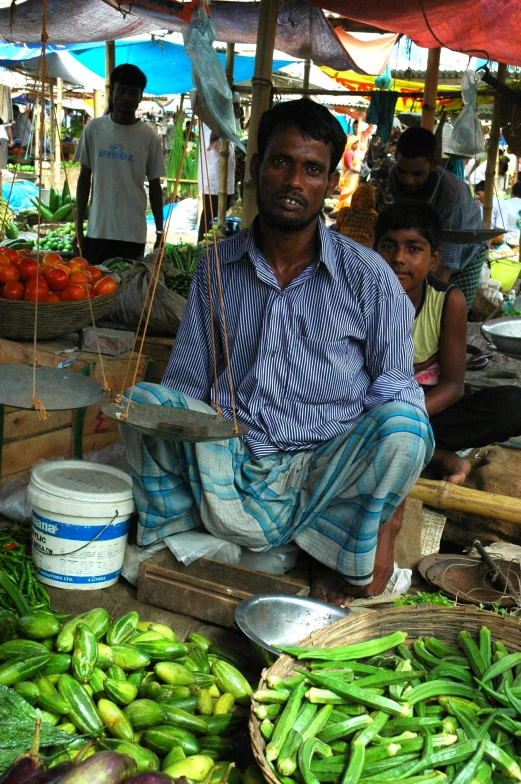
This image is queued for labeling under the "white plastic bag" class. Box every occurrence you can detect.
[121,540,168,586]
[445,71,485,158]
[164,529,241,566]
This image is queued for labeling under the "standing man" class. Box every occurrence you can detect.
[377,127,485,309]
[74,64,165,266]
[120,99,433,606]
[197,123,235,241]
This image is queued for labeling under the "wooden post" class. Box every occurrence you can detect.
[303,59,311,95]
[217,44,235,239]
[241,0,279,228]
[93,89,102,118]
[421,47,441,132]
[483,63,507,229]
[54,77,62,187]
[105,41,115,105]
[48,80,55,188]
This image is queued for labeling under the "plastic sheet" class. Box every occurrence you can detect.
[444,71,485,158]
[184,9,244,151]
[2,180,39,212]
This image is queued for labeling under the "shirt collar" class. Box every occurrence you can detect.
[223,217,338,279]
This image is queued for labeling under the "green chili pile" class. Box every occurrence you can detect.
[0,527,51,616]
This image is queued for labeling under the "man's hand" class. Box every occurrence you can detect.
[154,231,163,250]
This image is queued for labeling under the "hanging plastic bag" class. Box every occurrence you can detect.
[445,70,485,158]
[183,7,245,151]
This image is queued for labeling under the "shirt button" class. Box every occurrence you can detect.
[270,350,277,357]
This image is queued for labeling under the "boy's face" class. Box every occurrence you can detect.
[377,228,441,300]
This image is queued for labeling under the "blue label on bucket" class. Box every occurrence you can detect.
[33,511,129,541]
[37,567,122,584]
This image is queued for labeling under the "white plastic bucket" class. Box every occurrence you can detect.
[29,460,135,590]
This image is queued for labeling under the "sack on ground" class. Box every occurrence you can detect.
[106,257,187,336]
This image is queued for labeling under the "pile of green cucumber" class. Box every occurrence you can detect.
[0,608,254,782]
[254,629,521,784]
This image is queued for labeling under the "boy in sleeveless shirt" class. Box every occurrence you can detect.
[375,199,521,484]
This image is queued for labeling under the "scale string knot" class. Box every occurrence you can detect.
[32,397,48,421]
[211,402,223,419]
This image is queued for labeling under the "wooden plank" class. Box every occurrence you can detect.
[0,467,30,487]
[3,407,73,441]
[82,430,121,455]
[141,336,175,364]
[1,427,73,479]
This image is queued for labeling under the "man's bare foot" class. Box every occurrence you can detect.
[429,448,471,485]
[310,563,370,607]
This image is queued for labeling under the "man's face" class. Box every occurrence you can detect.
[251,126,339,233]
[112,81,143,116]
[475,189,485,203]
[395,152,437,193]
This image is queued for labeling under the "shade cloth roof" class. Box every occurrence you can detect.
[1,50,106,89]
[309,0,520,67]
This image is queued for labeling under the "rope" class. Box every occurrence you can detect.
[48,100,110,394]
[32,0,49,420]
[199,119,221,417]
[199,122,238,434]
[120,109,199,415]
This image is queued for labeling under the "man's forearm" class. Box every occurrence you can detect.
[149,179,164,233]
[75,174,91,232]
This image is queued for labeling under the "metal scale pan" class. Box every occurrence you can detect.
[0,365,106,410]
[440,228,505,244]
[103,400,248,443]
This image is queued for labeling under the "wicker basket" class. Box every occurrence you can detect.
[250,605,521,784]
[0,287,121,341]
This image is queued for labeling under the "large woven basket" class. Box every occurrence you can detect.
[0,287,121,341]
[250,605,521,784]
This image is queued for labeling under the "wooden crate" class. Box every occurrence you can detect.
[140,335,175,384]
[0,334,151,485]
[138,549,310,628]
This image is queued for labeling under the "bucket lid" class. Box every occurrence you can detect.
[30,460,134,504]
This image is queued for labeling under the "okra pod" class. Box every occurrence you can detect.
[317,715,373,744]
[278,729,304,777]
[253,689,291,704]
[266,681,308,761]
[302,671,409,717]
[483,738,521,780]
[255,703,283,721]
[301,705,334,743]
[481,651,521,684]
[298,737,332,784]
[340,741,364,784]
[280,631,407,661]
[458,632,487,678]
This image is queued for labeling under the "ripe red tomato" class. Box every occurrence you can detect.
[3,281,24,300]
[0,265,20,284]
[2,248,19,264]
[46,268,69,292]
[18,258,38,281]
[25,275,49,292]
[23,287,48,302]
[46,293,62,303]
[93,277,118,297]
[87,266,103,282]
[69,270,93,286]
[60,284,86,301]
[0,253,11,266]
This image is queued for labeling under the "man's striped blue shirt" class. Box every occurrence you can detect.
[162,220,426,458]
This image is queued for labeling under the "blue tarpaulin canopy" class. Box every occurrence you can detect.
[0,38,293,96]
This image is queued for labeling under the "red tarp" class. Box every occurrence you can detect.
[310,0,520,67]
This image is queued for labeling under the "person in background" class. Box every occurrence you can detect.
[376,127,485,310]
[376,199,521,485]
[197,123,235,242]
[12,105,32,150]
[337,136,361,208]
[74,64,165,266]
[334,183,378,248]
[0,117,12,168]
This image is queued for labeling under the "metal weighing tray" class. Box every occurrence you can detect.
[103,400,248,442]
[0,364,106,410]
[441,228,505,244]
[481,316,521,358]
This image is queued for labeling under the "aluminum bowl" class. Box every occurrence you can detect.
[481,316,521,358]
[235,594,349,666]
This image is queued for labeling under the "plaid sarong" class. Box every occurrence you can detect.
[121,384,433,586]
[451,244,488,310]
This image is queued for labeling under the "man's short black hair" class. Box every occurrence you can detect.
[513,182,521,198]
[110,64,147,91]
[374,199,442,252]
[475,180,486,193]
[396,127,437,163]
[257,99,346,176]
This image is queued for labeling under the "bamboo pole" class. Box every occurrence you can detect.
[303,58,311,95]
[93,89,102,119]
[54,77,62,188]
[409,477,521,524]
[217,44,235,239]
[48,80,55,188]
[241,0,279,228]
[105,41,115,102]
[421,47,441,132]
[483,63,507,229]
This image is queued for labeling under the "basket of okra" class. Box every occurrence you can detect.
[249,604,521,784]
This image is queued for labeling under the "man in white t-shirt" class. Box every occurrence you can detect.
[74,64,165,266]
[475,180,521,245]
[197,123,235,241]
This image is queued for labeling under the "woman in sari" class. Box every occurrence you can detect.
[338,136,361,208]
[335,184,378,248]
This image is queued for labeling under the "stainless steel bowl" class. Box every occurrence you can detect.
[482,316,521,358]
[235,594,349,666]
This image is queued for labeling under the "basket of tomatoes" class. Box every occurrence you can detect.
[0,248,121,340]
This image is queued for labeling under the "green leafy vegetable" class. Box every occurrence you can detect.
[394,591,454,607]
